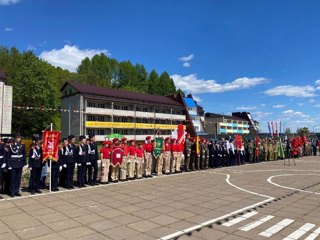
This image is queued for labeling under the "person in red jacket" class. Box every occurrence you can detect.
[120,138,129,181]
[143,136,153,177]
[128,140,137,179]
[100,141,111,184]
[135,143,144,179]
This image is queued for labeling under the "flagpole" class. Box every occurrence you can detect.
[49,123,53,193]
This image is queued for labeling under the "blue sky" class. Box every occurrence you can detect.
[1,0,320,132]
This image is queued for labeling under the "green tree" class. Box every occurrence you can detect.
[297,127,310,136]
[147,69,159,94]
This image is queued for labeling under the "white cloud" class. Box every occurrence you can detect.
[308,99,315,104]
[315,79,320,85]
[260,103,267,107]
[27,45,36,51]
[192,95,202,103]
[171,74,268,94]
[265,85,316,98]
[178,54,194,68]
[251,111,272,120]
[178,54,194,62]
[236,106,257,110]
[182,62,190,67]
[39,45,110,72]
[4,27,14,31]
[282,109,308,117]
[298,103,304,106]
[272,104,286,109]
[0,0,19,5]
[314,104,320,108]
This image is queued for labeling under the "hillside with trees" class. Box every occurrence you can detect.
[0,46,178,136]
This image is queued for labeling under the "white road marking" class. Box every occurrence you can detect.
[283,223,315,240]
[159,173,275,240]
[259,219,295,237]
[239,215,274,232]
[222,211,258,227]
[304,227,320,240]
[267,174,320,195]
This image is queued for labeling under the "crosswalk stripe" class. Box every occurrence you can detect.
[283,223,316,240]
[239,215,275,232]
[259,219,295,237]
[222,211,258,227]
[304,227,320,240]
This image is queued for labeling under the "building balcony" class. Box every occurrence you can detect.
[86,107,185,121]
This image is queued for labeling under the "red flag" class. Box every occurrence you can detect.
[271,121,274,137]
[177,123,185,152]
[42,131,61,161]
[276,121,278,137]
[234,134,243,149]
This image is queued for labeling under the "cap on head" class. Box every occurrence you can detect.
[122,137,127,142]
[146,136,151,140]
[113,138,119,142]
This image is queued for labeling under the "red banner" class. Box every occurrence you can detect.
[177,123,185,152]
[42,131,60,161]
[234,135,243,149]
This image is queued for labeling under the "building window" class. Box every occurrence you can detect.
[88,102,96,107]
[97,129,105,135]
[97,103,105,108]
[87,115,96,121]
[97,116,105,121]
[87,129,95,136]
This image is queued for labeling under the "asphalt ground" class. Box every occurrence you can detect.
[0,156,319,240]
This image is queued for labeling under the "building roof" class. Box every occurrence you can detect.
[183,97,197,108]
[61,81,182,107]
[205,112,248,122]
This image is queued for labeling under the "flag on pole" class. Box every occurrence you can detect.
[276,121,278,137]
[267,122,272,137]
[42,131,60,161]
[271,121,274,137]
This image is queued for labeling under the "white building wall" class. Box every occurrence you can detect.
[0,82,13,134]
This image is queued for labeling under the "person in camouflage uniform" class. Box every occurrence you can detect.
[203,139,209,169]
[184,134,192,172]
[248,139,254,164]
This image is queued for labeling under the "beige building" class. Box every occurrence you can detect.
[60,82,185,141]
[0,72,13,135]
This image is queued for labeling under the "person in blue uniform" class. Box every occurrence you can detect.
[50,142,63,192]
[28,138,43,195]
[8,133,26,197]
[88,134,99,185]
[77,135,88,188]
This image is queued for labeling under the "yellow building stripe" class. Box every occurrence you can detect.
[86,121,181,130]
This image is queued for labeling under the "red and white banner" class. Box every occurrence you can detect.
[177,123,185,152]
[42,131,61,161]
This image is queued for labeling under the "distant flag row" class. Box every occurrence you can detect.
[267,121,283,137]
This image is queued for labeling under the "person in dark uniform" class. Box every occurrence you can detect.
[190,137,196,171]
[7,133,26,197]
[1,138,10,195]
[88,134,99,185]
[51,142,63,191]
[0,139,5,193]
[77,135,88,188]
[62,136,76,189]
[28,138,43,194]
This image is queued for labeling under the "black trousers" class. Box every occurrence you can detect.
[51,166,59,189]
[77,163,86,187]
[30,167,42,192]
[10,168,22,195]
[184,154,190,171]
[66,162,75,188]
[59,167,67,187]
[88,159,98,184]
